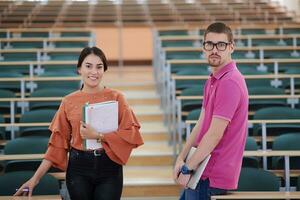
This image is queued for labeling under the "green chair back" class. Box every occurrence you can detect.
[237,167,280,191]
[181,86,204,112]
[272,133,300,169]
[19,109,57,137]
[0,89,16,114]
[0,171,59,195]
[243,137,259,168]
[37,72,80,90]
[29,88,73,110]
[253,107,300,136]
[248,86,287,111]
[3,136,49,172]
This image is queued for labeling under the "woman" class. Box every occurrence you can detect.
[14,47,144,200]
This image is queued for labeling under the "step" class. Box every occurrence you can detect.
[140,122,169,141]
[107,82,156,91]
[123,166,181,197]
[133,105,164,122]
[128,141,173,166]
[125,91,160,105]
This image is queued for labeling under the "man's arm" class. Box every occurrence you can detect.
[186,117,229,170]
[178,109,205,161]
[173,109,205,180]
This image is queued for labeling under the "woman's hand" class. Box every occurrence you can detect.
[80,121,98,139]
[14,177,38,196]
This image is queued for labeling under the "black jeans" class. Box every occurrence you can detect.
[66,148,123,200]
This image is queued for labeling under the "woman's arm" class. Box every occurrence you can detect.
[14,159,53,196]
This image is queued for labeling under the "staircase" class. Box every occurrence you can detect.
[103,66,180,199]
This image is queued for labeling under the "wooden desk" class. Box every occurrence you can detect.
[211,191,300,199]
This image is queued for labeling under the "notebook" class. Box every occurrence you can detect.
[82,101,118,150]
[186,147,211,189]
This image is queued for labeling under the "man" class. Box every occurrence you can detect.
[174,22,249,200]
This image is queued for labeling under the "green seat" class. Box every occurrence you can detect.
[241,29,266,35]
[29,88,73,110]
[252,39,289,46]
[282,69,300,91]
[0,89,16,114]
[253,107,300,136]
[248,86,287,112]
[48,52,80,61]
[237,167,280,191]
[61,32,91,37]
[232,51,258,59]
[297,176,300,191]
[186,109,201,121]
[243,137,260,168]
[170,64,208,74]
[0,65,29,74]
[0,115,5,139]
[37,72,80,90]
[0,171,59,195]
[0,72,23,92]
[2,52,37,61]
[18,109,57,137]
[159,30,188,36]
[181,86,204,112]
[42,64,75,74]
[166,51,201,60]
[21,32,49,38]
[162,40,194,47]
[186,108,201,132]
[175,69,207,90]
[3,136,49,173]
[272,133,300,169]
[276,28,300,34]
[54,41,88,48]
[243,70,271,88]
[0,32,6,38]
[9,41,43,49]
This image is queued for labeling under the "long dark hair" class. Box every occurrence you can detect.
[77,47,108,90]
[77,46,108,72]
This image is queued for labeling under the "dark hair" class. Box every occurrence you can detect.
[77,46,108,72]
[204,22,233,43]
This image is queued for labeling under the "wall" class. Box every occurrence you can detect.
[93,27,153,64]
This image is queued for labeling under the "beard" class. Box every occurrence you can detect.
[208,54,222,67]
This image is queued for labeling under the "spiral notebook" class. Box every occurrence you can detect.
[82,101,118,150]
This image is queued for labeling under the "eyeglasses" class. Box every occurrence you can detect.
[203,41,231,51]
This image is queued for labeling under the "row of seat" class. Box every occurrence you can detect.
[0,0,294,27]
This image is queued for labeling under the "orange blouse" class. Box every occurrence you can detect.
[44,88,144,171]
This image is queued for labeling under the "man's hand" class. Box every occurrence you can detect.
[176,173,191,188]
[173,157,184,182]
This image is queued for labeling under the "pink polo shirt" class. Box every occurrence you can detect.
[195,61,248,190]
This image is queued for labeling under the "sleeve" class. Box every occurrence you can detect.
[213,80,241,122]
[44,98,71,171]
[102,93,144,165]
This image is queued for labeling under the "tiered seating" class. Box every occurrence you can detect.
[0,0,298,28]
[0,28,96,198]
[154,25,300,198]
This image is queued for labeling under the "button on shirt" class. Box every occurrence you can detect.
[195,61,249,190]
